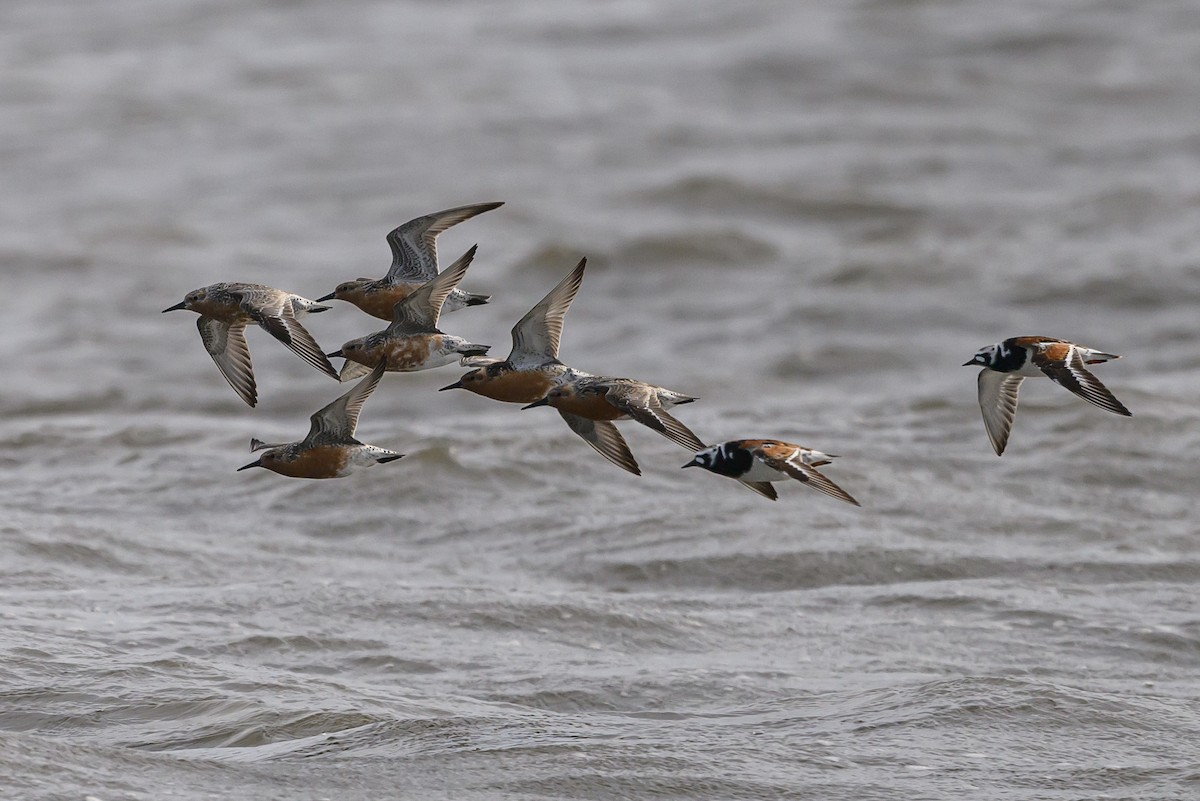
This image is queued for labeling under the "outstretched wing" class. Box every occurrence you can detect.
[509,258,586,367]
[607,383,706,452]
[977,370,1024,456]
[388,245,476,333]
[306,359,387,444]
[1036,347,1132,417]
[739,481,779,501]
[757,448,861,506]
[338,359,376,383]
[247,300,339,380]
[558,411,641,476]
[197,316,257,407]
[384,202,503,282]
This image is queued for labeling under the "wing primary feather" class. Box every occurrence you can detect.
[388,245,477,332]
[762,452,861,506]
[613,388,706,452]
[385,202,503,282]
[977,369,1023,456]
[791,462,861,506]
[338,359,376,383]
[739,481,778,501]
[1040,349,1132,417]
[252,306,338,379]
[509,257,586,365]
[307,359,387,443]
[557,411,641,476]
[197,316,257,407]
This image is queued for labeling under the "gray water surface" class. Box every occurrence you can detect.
[4,1,1200,799]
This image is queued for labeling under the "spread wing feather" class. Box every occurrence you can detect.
[388,245,476,333]
[759,450,861,506]
[977,370,1023,456]
[509,258,586,367]
[1038,348,1132,417]
[198,316,257,407]
[738,481,779,501]
[306,360,386,444]
[558,411,641,476]
[385,202,503,282]
[606,384,706,452]
[338,359,376,383]
[251,305,338,380]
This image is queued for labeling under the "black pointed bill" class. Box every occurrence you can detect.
[439,380,464,391]
[162,301,187,313]
[521,397,551,410]
[326,350,344,359]
[237,460,263,471]
[316,292,336,302]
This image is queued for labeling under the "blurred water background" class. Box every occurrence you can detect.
[4,0,1200,798]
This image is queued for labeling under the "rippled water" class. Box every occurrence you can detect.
[5,0,1200,798]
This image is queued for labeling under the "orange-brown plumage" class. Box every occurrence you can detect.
[380,336,438,371]
[465,368,559,404]
[751,440,831,467]
[345,336,438,372]
[263,445,352,479]
[342,284,418,320]
[550,392,625,421]
[1034,341,1072,364]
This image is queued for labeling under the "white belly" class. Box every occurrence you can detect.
[740,458,787,483]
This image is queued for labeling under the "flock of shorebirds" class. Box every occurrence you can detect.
[163,202,1133,505]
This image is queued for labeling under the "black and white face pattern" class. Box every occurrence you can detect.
[965,341,1025,372]
[686,443,753,478]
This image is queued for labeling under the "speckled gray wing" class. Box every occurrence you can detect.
[558,411,641,476]
[509,258,586,368]
[238,293,338,380]
[384,202,503,283]
[606,383,706,452]
[1036,347,1132,417]
[977,369,1024,456]
[197,316,257,407]
[306,360,386,445]
[387,245,476,333]
[758,449,861,506]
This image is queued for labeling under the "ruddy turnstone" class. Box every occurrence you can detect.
[682,439,861,505]
[317,201,501,319]
[162,283,339,407]
[237,360,402,478]
[963,336,1132,455]
[329,245,490,380]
